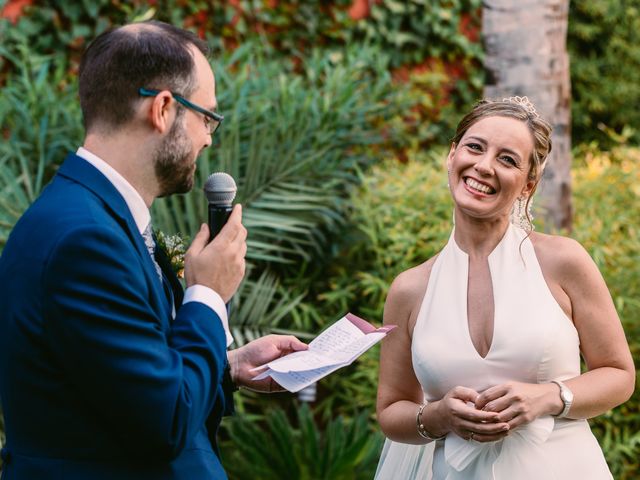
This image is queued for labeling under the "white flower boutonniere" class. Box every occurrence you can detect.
[155,231,188,279]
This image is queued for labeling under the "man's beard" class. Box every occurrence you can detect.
[154,114,196,197]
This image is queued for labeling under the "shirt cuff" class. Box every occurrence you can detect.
[183,285,234,347]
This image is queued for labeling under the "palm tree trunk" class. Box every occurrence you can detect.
[483,0,572,231]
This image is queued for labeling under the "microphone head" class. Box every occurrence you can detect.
[203,172,237,206]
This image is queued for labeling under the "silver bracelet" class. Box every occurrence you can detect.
[416,403,446,441]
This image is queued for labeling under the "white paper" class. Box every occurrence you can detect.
[252,313,395,392]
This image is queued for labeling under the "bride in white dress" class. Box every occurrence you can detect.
[375,97,635,479]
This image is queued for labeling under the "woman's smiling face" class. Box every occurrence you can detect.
[447,115,536,223]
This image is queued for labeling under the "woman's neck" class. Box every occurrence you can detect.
[452,212,511,260]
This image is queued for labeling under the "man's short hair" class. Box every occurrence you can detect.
[78,20,209,133]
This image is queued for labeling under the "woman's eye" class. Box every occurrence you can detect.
[466,143,482,151]
[500,155,517,166]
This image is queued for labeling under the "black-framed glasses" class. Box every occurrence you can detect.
[139,87,224,136]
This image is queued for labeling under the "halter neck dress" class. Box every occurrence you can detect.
[375,224,612,479]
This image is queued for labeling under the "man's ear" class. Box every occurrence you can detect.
[147,91,174,134]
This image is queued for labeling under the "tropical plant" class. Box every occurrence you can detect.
[154,42,398,266]
[0,43,81,248]
[151,42,404,341]
[219,402,383,480]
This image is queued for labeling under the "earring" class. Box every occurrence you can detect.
[510,196,534,231]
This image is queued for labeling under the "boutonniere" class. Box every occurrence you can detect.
[155,231,188,279]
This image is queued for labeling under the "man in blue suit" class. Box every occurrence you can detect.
[0,21,306,479]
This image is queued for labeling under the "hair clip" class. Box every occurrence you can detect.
[503,95,539,118]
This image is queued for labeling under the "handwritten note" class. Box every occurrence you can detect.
[252,313,395,392]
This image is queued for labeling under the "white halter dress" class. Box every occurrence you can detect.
[375,224,612,479]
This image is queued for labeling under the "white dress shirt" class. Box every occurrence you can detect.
[77,147,233,346]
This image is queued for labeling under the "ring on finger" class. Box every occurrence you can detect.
[469,431,475,441]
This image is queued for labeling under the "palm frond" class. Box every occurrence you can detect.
[152,43,398,273]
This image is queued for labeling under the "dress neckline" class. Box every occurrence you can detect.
[448,223,525,360]
[449,222,517,261]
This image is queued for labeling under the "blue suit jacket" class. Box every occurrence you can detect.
[0,153,234,479]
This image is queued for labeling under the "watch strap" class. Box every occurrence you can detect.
[551,379,573,418]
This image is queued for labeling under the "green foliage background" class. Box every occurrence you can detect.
[568,1,640,147]
[0,0,638,478]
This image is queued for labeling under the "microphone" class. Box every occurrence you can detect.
[203,172,237,242]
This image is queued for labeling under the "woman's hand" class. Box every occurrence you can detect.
[434,386,511,442]
[475,381,562,430]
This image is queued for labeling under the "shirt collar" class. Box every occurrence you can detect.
[76,147,150,235]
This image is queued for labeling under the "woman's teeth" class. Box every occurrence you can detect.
[465,178,495,194]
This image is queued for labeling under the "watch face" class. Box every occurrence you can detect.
[560,384,573,403]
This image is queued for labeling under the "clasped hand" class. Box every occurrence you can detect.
[438,381,554,442]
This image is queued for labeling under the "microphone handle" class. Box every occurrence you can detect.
[208,204,233,242]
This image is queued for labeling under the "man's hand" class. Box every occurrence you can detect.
[228,335,308,392]
[183,204,247,302]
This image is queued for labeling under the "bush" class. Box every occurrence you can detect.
[571,144,640,479]
[0,0,483,155]
[220,402,383,480]
[568,1,640,147]
[307,148,452,323]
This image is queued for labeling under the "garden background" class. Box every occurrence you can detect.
[0,1,638,478]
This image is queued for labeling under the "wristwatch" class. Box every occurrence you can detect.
[551,380,573,418]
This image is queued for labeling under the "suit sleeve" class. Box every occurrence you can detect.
[42,224,227,460]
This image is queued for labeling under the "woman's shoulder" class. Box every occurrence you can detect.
[529,231,594,278]
[389,256,438,302]
[384,255,439,332]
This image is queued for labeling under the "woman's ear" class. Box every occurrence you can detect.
[147,90,174,134]
[521,177,537,198]
[446,143,457,171]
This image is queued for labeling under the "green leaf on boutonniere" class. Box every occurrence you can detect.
[155,230,188,279]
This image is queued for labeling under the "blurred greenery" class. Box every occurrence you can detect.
[220,402,383,480]
[0,0,638,477]
[568,1,640,147]
[0,43,81,248]
[0,0,484,154]
[571,144,640,480]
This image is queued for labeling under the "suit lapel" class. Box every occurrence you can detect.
[56,153,172,324]
[154,243,185,308]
